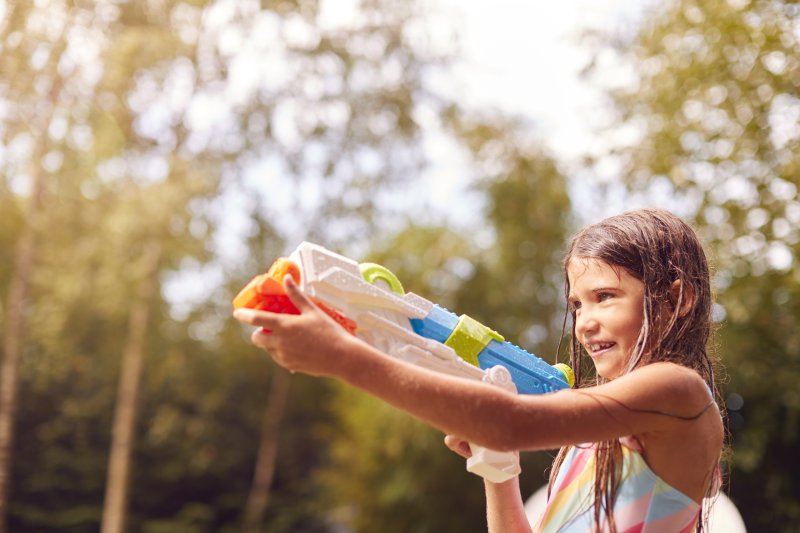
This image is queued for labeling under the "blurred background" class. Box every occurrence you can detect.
[1,0,798,531]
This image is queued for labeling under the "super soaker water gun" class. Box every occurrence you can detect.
[233,242,574,483]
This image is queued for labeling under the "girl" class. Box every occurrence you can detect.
[234,208,725,532]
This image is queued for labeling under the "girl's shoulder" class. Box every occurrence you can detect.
[524,361,720,456]
[615,364,723,502]
[630,360,709,387]
[599,362,715,419]
[626,361,709,390]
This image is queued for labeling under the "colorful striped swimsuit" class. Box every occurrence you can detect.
[533,441,700,532]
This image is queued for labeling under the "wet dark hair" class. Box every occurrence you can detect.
[565,207,715,381]
[550,208,723,532]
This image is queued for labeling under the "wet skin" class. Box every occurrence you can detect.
[567,257,646,380]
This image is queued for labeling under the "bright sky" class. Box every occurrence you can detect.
[168,0,659,316]
[200,0,659,235]
[417,0,658,227]
[441,0,647,158]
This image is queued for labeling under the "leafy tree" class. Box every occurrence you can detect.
[445,112,574,360]
[0,2,86,530]
[317,227,488,533]
[316,115,573,531]
[2,1,575,532]
[448,113,575,506]
[592,0,800,529]
[2,1,238,531]
[102,240,163,533]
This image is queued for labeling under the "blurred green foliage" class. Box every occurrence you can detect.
[596,0,800,529]
[0,0,567,531]
[0,0,797,531]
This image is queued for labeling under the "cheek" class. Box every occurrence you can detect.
[619,310,645,343]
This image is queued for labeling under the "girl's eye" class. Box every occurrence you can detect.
[568,300,581,312]
[597,292,613,302]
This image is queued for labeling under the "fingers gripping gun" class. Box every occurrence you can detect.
[233,242,575,484]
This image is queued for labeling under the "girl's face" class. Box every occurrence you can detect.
[567,257,646,380]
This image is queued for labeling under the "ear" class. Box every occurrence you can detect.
[668,279,694,318]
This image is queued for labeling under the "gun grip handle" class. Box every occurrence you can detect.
[466,444,521,484]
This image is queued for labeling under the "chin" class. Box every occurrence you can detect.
[595,366,622,380]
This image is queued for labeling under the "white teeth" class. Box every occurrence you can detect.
[588,342,614,352]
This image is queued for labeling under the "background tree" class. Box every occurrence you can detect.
[8,0,793,530]
[0,0,579,531]
[100,239,162,533]
[445,111,574,361]
[0,2,83,529]
[591,0,799,529]
[316,114,573,532]
[316,227,488,533]
[449,113,576,508]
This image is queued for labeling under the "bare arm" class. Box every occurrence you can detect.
[485,477,533,533]
[444,436,533,533]
[234,276,714,452]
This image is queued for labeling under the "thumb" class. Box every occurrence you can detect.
[283,274,317,312]
[444,435,473,458]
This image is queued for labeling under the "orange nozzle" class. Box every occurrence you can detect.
[232,258,299,310]
[267,258,301,285]
[232,257,357,335]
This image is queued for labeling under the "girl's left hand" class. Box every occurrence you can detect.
[233,276,354,377]
[444,435,473,459]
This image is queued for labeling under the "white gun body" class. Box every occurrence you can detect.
[289,242,521,483]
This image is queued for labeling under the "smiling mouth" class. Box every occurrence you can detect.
[586,341,616,356]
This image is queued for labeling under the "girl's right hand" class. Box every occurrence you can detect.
[233,275,356,378]
[444,435,473,459]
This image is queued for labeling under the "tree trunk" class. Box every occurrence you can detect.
[0,169,45,533]
[100,240,162,533]
[242,367,292,533]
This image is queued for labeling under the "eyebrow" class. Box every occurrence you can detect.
[567,287,622,300]
[591,287,622,293]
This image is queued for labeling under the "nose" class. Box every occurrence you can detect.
[575,308,599,339]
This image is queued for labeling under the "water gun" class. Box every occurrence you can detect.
[233,242,574,483]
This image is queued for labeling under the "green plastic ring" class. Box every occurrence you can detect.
[359,263,405,295]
